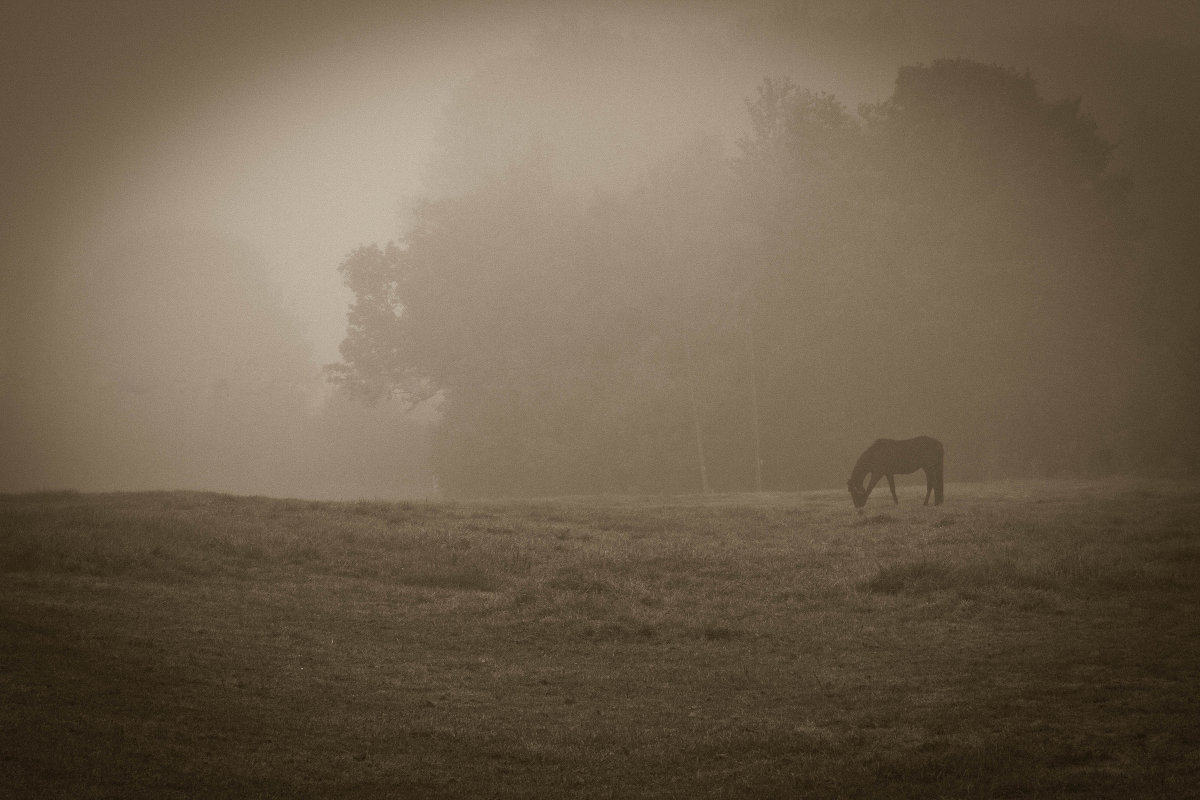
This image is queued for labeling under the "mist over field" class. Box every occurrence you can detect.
[3,1,1199,497]
[4,5,1200,795]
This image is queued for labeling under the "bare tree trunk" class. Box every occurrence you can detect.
[746,319,764,492]
[683,340,712,495]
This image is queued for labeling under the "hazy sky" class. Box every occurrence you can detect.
[2,1,548,367]
[4,0,1196,370]
[0,1,766,368]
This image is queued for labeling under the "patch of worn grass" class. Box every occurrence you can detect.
[1,479,1198,798]
[862,559,957,594]
[852,512,899,527]
[861,538,1195,603]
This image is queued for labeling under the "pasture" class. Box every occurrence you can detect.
[2,480,1198,798]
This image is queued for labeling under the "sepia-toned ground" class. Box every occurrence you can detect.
[2,480,1198,798]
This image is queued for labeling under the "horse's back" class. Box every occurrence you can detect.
[869,436,940,453]
[866,436,942,473]
[912,435,943,458]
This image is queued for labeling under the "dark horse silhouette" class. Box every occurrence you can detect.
[847,436,944,511]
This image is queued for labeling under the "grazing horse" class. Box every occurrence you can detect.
[847,436,944,511]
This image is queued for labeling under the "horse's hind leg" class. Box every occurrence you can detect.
[886,474,898,504]
[923,467,933,505]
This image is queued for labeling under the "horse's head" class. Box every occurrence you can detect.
[847,478,867,512]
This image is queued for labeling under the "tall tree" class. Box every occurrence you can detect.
[735,60,1139,483]
[334,59,1148,496]
[330,141,746,496]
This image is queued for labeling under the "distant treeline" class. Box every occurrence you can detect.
[1,230,434,499]
[334,55,1199,496]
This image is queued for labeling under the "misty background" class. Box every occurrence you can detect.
[2,1,1198,498]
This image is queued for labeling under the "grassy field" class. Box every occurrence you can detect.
[2,479,1198,798]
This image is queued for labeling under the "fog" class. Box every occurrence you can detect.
[2,1,1198,497]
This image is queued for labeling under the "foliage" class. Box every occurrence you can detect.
[333,59,1158,496]
[332,145,744,495]
[734,59,1143,486]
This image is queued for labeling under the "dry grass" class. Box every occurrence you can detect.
[2,479,1198,797]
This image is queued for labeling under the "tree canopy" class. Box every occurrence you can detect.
[332,58,1174,496]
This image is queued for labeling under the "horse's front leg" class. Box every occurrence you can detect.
[863,473,883,504]
[886,474,898,504]
[923,468,933,505]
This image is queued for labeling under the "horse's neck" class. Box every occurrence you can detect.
[849,456,873,485]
